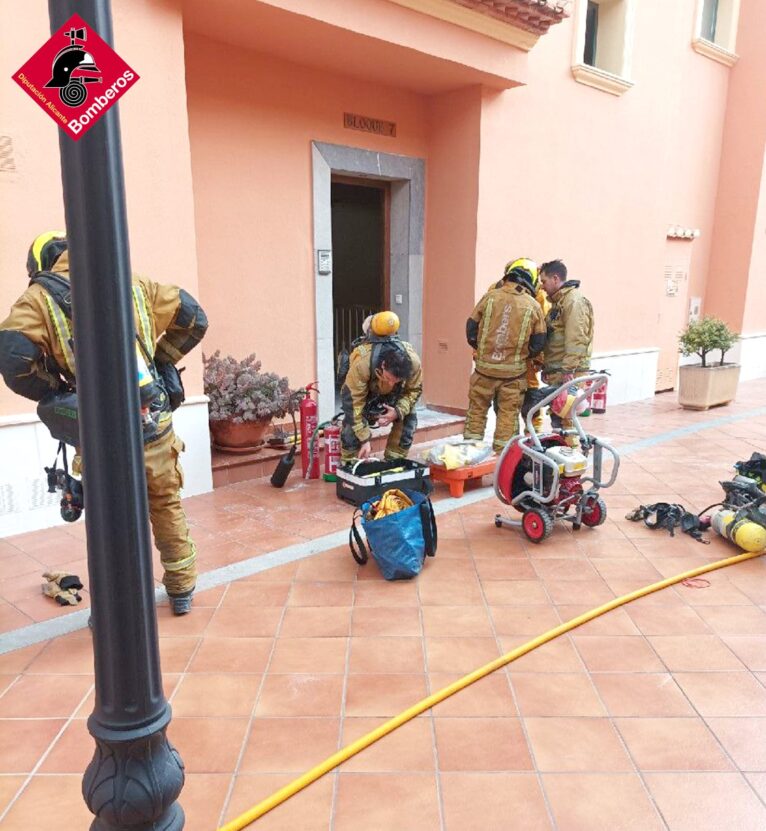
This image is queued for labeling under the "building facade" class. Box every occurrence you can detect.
[1,0,765,534]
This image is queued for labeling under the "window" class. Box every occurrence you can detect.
[571,0,636,96]
[693,0,740,65]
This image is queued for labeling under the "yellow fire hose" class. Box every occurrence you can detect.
[219,547,763,831]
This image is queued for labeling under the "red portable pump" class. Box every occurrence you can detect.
[324,421,341,476]
[300,382,320,479]
[591,371,609,414]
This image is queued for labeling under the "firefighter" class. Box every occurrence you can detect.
[539,259,594,446]
[0,232,208,615]
[340,313,423,463]
[464,258,547,452]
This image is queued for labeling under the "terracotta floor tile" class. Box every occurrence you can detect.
[0,674,92,718]
[432,538,472,558]
[626,604,711,635]
[615,717,733,771]
[421,605,494,637]
[556,604,640,636]
[544,579,613,606]
[167,717,249,773]
[0,718,66,772]
[223,772,334,830]
[695,605,766,635]
[178,773,232,831]
[0,602,35,631]
[206,606,282,638]
[591,673,695,716]
[0,774,94,830]
[268,636,347,674]
[239,716,340,772]
[186,636,272,673]
[512,673,606,716]
[39,717,94,773]
[240,561,299,582]
[428,672,517,716]
[352,580,419,607]
[293,552,358,582]
[533,558,600,582]
[434,715,532,772]
[440,772,552,830]
[543,773,665,831]
[673,671,766,716]
[721,635,766,670]
[474,557,538,581]
[481,580,551,606]
[525,717,633,772]
[255,674,344,717]
[341,715,435,771]
[644,772,766,831]
[490,605,562,636]
[25,634,94,675]
[745,772,766,801]
[335,772,440,830]
[503,636,586,674]
[0,643,46,674]
[171,673,262,717]
[222,581,292,607]
[679,577,754,606]
[348,637,424,674]
[287,581,354,607]
[156,606,216,637]
[647,635,745,671]
[351,606,422,637]
[418,578,485,606]
[591,557,663,583]
[0,775,25,814]
[425,637,500,674]
[572,635,665,672]
[705,718,766,770]
[279,606,351,637]
[345,673,428,717]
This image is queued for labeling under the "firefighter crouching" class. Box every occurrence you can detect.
[0,232,208,615]
[463,258,547,453]
[339,312,423,463]
[539,259,594,448]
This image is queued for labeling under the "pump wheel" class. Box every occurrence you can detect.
[522,508,553,543]
[581,496,607,527]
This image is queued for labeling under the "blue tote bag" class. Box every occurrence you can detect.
[349,488,437,580]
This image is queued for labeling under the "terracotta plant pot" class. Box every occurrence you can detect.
[209,417,272,452]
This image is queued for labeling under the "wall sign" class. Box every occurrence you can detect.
[343,112,396,137]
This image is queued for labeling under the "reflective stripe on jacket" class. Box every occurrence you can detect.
[469,282,547,379]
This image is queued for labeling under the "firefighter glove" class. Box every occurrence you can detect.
[42,572,84,605]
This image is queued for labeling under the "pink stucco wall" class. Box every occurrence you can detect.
[474,0,732,355]
[184,32,430,392]
[0,0,202,417]
[707,0,766,335]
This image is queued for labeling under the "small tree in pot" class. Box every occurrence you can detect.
[204,351,294,450]
[678,316,740,410]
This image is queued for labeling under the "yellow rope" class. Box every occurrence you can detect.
[218,547,763,831]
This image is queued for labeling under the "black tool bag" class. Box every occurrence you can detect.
[336,458,432,506]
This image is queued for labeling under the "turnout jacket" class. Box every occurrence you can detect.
[342,339,422,443]
[0,251,208,440]
[543,281,594,375]
[466,282,547,379]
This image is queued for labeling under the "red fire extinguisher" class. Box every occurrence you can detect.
[324,420,341,476]
[300,382,320,479]
[591,372,609,414]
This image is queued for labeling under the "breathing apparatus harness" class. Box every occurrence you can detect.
[44,440,84,523]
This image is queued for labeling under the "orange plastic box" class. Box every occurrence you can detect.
[428,457,497,498]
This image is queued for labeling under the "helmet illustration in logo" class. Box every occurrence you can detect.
[44,27,102,107]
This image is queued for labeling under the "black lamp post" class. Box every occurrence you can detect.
[48,1,185,828]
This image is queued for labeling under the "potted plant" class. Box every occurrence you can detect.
[203,351,294,451]
[677,316,740,410]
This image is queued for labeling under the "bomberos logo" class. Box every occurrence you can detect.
[12,13,139,140]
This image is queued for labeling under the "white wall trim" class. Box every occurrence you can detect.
[590,346,659,405]
[0,397,212,538]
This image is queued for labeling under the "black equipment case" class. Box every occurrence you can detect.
[336,458,432,506]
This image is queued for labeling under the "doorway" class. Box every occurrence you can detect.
[331,178,390,389]
[655,239,692,392]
